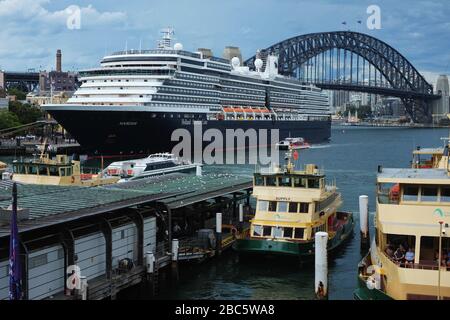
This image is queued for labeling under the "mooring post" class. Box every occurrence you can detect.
[216,212,222,256]
[238,203,244,232]
[80,276,88,300]
[359,195,370,250]
[171,239,179,283]
[315,232,328,300]
[145,251,156,296]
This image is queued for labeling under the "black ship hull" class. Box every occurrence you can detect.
[49,110,331,155]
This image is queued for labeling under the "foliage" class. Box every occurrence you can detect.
[7,88,27,100]
[8,101,44,124]
[0,110,21,130]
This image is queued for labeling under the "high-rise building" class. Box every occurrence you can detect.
[432,74,450,123]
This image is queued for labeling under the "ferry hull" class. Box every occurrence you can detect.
[353,277,393,300]
[234,214,354,259]
[47,110,331,155]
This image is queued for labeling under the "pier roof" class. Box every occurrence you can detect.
[0,173,252,238]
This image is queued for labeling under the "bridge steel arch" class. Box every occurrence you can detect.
[244,31,439,123]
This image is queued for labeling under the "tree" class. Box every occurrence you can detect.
[8,101,44,124]
[0,110,21,130]
[7,88,26,100]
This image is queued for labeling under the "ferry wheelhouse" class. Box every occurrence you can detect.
[234,150,353,258]
[11,154,118,186]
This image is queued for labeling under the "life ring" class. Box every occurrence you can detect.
[71,176,75,184]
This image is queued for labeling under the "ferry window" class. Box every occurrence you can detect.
[308,179,320,189]
[294,177,306,188]
[268,201,277,212]
[28,166,38,175]
[38,166,48,175]
[266,176,277,186]
[403,185,419,201]
[254,175,264,186]
[288,202,298,213]
[299,203,309,213]
[258,200,269,211]
[16,165,26,174]
[49,166,59,176]
[277,201,288,213]
[294,228,304,239]
[284,227,293,238]
[263,226,272,237]
[273,227,283,238]
[253,225,263,237]
[279,176,292,187]
[59,168,66,176]
[421,186,438,202]
[441,187,450,202]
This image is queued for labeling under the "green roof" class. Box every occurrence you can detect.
[0,173,252,238]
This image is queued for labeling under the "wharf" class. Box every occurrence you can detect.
[0,173,253,300]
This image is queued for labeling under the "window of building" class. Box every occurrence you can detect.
[268,201,277,212]
[266,176,277,186]
[284,227,293,238]
[421,186,438,202]
[299,202,309,213]
[38,166,48,175]
[308,179,320,188]
[288,202,298,213]
[279,176,291,187]
[441,187,450,202]
[403,185,419,201]
[294,228,304,239]
[29,253,48,269]
[294,177,307,188]
[277,201,288,212]
[273,227,283,238]
[258,200,268,211]
[263,226,272,237]
[253,225,263,237]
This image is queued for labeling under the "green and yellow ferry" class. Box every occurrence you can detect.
[234,149,354,259]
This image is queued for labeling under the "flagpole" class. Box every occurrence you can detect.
[9,182,21,300]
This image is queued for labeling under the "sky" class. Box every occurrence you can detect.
[0,0,449,86]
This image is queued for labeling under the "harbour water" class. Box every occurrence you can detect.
[1,126,448,300]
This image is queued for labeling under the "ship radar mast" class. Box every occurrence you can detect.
[157,27,175,50]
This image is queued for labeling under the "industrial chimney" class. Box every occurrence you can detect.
[56,49,62,72]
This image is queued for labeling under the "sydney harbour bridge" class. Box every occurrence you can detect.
[245,31,441,123]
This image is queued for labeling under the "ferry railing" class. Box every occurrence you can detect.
[383,251,449,271]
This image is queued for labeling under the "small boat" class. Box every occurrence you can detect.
[10,153,119,186]
[104,153,200,182]
[233,148,354,260]
[276,137,310,150]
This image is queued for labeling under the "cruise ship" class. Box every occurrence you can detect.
[44,28,331,155]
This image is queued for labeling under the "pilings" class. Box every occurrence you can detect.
[171,239,179,283]
[359,195,370,250]
[315,231,328,300]
[216,212,222,256]
[238,203,244,232]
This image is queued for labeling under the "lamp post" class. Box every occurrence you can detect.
[438,221,443,300]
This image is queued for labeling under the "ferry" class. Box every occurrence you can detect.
[354,166,450,300]
[276,137,310,150]
[104,153,200,182]
[10,153,119,186]
[43,28,331,155]
[233,149,354,259]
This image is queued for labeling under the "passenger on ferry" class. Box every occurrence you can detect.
[385,244,395,258]
[405,248,415,266]
[393,247,405,262]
